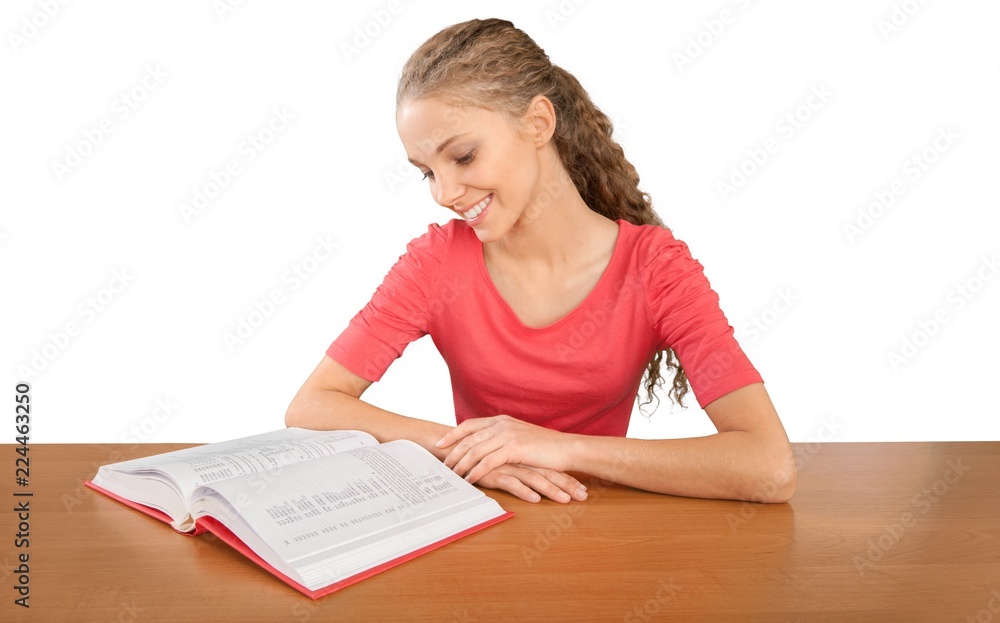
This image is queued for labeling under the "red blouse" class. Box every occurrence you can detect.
[327,218,763,437]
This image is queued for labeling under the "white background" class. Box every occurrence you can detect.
[2,0,997,444]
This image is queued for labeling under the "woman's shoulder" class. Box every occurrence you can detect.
[381,220,470,291]
[404,218,470,253]
[616,220,721,324]
[617,219,694,273]
[413,217,462,239]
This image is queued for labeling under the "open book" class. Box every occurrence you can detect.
[84,427,513,599]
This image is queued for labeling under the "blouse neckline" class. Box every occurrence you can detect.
[474,218,627,332]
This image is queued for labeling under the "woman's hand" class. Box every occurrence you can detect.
[436,415,574,485]
[474,463,588,503]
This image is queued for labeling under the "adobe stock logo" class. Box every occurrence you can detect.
[543,0,590,31]
[843,126,959,244]
[17,269,134,381]
[963,587,1000,623]
[853,458,971,577]
[222,236,339,353]
[738,287,798,344]
[887,255,998,372]
[212,0,248,21]
[672,0,755,72]
[339,1,407,62]
[177,107,296,224]
[716,85,832,202]
[7,0,71,55]
[876,0,931,41]
[50,65,168,182]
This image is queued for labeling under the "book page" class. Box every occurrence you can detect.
[190,440,498,566]
[93,428,379,515]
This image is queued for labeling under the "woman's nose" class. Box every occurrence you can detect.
[433,173,464,209]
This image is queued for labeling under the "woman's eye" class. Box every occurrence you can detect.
[420,151,474,181]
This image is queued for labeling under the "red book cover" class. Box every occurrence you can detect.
[83,479,513,598]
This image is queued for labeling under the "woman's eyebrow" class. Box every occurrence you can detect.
[407,132,471,165]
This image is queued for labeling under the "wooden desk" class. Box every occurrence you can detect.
[1,442,998,622]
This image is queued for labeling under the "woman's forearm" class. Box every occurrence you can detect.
[285,388,452,461]
[567,430,796,503]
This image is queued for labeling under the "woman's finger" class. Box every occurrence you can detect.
[490,464,586,503]
[442,426,500,470]
[435,416,497,449]
[479,468,541,503]
[460,447,513,484]
[522,466,588,501]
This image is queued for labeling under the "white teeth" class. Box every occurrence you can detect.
[461,194,491,220]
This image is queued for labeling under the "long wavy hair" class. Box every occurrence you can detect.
[396,17,690,413]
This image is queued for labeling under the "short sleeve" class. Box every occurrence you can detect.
[641,228,763,408]
[326,222,449,382]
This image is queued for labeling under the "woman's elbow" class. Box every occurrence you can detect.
[752,449,797,503]
[284,387,347,430]
[284,405,301,429]
[284,396,310,429]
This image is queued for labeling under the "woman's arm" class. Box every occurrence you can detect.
[437,383,797,503]
[285,355,589,503]
[285,355,450,458]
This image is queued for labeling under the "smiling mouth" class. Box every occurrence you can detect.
[459,193,492,220]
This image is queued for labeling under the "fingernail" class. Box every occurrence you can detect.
[530,493,541,503]
[558,491,570,502]
[435,438,444,448]
[576,488,588,499]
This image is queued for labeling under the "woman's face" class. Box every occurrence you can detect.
[396,97,545,242]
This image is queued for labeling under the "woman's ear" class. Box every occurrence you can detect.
[524,94,557,146]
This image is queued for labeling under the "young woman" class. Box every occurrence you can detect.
[286,18,796,505]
